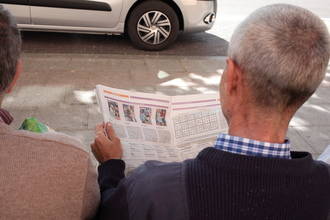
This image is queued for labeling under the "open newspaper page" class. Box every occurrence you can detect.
[171,94,228,160]
[96,85,175,172]
[96,85,228,172]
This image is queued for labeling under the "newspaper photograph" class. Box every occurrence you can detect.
[96,84,228,172]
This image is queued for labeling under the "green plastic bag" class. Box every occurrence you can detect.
[19,117,49,133]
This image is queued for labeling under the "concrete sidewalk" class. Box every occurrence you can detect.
[3,52,330,158]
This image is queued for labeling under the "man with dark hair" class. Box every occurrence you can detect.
[92,4,330,220]
[0,7,100,219]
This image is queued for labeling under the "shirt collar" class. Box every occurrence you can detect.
[214,133,291,159]
[0,108,13,125]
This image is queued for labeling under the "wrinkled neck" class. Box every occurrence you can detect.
[227,107,292,143]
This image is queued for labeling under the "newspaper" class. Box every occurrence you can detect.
[96,85,228,172]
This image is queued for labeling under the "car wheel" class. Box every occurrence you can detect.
[127,1,180,51]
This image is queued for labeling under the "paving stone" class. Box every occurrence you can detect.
[33,104,88,130]
[15,70,49,87]
[87,70,133,89]
[130,71,160,88]
[290,103,330,127]
[200,58,226,73]
[307,87,330,105]
[45,69,91,86]
[155,74,219,96]
[64,89,97,105]
[320,71,330,88]
[145,58,186,73]
[122,58,150,74]
[111,59,138,72]
[131,70,189,89]
[287,127,316,153]
[22,55,72,73]
[182,59,211,74]
[293,126,330,154]
[6,108,37,130]
[3,84,69,109]
[182,57,225,74]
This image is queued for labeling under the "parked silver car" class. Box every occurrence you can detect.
[1,0,216,50]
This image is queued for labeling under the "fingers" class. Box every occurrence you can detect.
[91,122,123,162]
[95,132,110,148]
[95,122,118,141]
[95,123,110,143]
[91,143,102,163]
[105,123,118,140]
[95,123,105,134]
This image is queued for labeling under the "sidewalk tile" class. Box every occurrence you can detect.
[145,58,186,73]
[290,103,330,126]
[293,126,330,154]
[7,108,37,129]
[287,128,316,153]
[87,70,133,89]
[23,56,72,73]
[3,84,68,109]
[33,104,88,130]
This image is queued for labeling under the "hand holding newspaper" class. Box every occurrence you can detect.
[96,85,228,172]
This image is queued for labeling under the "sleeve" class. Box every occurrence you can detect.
[96,159,129,220]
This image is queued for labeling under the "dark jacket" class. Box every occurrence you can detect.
[97,147,330,220]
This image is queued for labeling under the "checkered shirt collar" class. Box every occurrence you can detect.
[214,133,291,159]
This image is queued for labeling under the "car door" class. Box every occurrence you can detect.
[0,0,31,24]
[30,0,123,29]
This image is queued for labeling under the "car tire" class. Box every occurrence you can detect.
[127,1,180,51]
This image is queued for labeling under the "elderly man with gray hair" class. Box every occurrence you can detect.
[91,4,330,220]
[0,6,100,219]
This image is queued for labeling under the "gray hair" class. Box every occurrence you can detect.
[228,4,330,108]
[0,5,21,93]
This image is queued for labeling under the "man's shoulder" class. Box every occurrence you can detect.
[129,160,186,183]
[123,160,190,220]
[0,123,88,156]
[125,160,188,198]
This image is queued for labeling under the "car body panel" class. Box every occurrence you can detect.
[30,0,122,28]
[1,0,216,33]
[117,0,216,32]
[17,23,124,34]
[30,0,112,11]
[176,0,215,32]
[1,3,30,24]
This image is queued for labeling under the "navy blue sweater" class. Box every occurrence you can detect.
[97,148,330,220]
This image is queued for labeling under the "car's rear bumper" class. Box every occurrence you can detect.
[180,0,217,33]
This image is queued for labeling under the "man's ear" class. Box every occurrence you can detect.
[225,59,243,96]
[5,60,22,94]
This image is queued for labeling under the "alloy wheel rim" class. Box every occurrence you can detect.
[137,11,171,45]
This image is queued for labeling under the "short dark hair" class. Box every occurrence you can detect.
[0,5,21,93]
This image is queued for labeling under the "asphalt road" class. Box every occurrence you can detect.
[21,0,330,56]
[22,32,229,57]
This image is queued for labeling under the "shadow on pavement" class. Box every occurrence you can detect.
[21,31,228,56]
